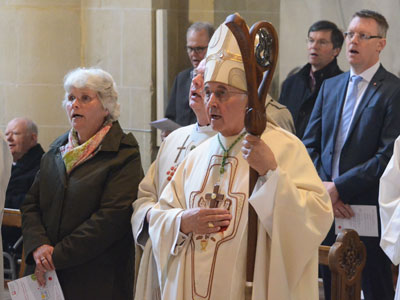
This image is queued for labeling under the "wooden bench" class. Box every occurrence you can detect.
[2,208,26,285]
[319,229,366,300]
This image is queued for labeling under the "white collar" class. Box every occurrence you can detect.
[350,60,380,83]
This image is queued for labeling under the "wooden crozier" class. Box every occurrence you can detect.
[224,13,279,299]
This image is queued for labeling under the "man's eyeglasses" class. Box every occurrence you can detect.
[306,38,331,47]
[204,88,247,103]
[344,31,382,41]
[186,46,208,54]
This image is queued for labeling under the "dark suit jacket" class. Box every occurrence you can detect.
[279,58,342,139]
[165,68,197,126]
[5,144,44,209]
[303,65,400,209]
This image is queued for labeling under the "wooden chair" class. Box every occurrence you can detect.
[2,208,25,282]
[319,229,366,300]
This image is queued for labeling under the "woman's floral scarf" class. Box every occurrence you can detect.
[60,123,112,174]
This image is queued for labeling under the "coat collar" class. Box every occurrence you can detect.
[299,58,342,82]
[14,143,44,170]
[50,121,136,153]
[50,121,137,183]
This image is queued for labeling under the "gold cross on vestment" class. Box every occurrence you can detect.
[205,184,225,208]
[174,135,190,163]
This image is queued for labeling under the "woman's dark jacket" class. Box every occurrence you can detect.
[21,121,144,300]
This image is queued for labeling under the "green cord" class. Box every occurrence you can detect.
[217,132,246,174]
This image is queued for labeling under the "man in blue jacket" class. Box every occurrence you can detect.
[303,10,400,300]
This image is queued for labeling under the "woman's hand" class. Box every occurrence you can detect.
[33,244,55,286]
[180,208,231,234]
[34,265,47,287]
[241,134,277,176]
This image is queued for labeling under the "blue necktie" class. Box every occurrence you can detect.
[332,75,363,178]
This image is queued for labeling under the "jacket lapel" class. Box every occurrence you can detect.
[48,133,68,187]
[331,73,350,148]
[55,149,67,187]
[345,65,385,144]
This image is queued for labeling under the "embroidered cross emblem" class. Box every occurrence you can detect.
[174,135,190,163]
[205,184,225,208]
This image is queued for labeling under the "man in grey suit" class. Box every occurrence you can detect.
[303,9,400,300]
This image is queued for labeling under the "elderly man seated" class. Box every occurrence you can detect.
[5,117,44,209]
[2,117,44,264]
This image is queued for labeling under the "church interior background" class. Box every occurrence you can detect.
[0,0,399,172]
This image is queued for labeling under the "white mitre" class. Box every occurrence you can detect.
[204,22,247,92]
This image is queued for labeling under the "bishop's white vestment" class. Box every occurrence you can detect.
[0,132,12,295]
[380,135,400,300]
[149,122,333,300]
[132,123,216,300]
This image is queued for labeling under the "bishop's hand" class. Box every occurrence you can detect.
[180,208,231,235]
[241,134,277,176]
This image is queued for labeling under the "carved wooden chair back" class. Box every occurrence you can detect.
[319,229,366,300]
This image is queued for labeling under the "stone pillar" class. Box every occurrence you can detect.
[81,0,155,170]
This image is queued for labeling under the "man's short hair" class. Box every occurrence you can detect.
[352,9,389,38]
[187,22,215,41]
[25,119,38,136]
[308,20,344,50]
[10,117,38,136]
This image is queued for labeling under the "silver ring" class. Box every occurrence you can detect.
[40,257,46,261]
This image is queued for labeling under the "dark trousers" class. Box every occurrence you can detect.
[321,226,394,300]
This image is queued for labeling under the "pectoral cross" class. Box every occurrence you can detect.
[174,135,190,163]
[205,184,225,208]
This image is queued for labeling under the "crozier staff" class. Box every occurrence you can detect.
[21,68,143,300]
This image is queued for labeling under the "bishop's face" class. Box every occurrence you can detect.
[205,81,247,137]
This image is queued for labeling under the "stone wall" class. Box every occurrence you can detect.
[82,0,154,170]
[0,0,80,151]
[2,1,396,172]
[0,0,155,170]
